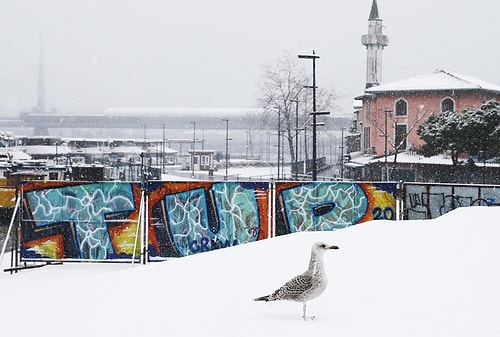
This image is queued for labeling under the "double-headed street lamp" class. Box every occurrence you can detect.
[298,50,330,181]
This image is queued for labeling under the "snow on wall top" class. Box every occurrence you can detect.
[365,69,500,93]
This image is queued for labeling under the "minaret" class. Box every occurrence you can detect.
[361,0,388,88]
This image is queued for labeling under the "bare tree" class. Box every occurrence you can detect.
[243,109,262,160]
[367,110,428,178]
[257,50,337,165]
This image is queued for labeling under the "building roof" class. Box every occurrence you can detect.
[365,69,500,94]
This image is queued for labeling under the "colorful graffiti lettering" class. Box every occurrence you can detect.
[276,182,397,235]
[148,181,269,257]
[21,182,141,260]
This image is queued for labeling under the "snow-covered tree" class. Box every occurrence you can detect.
[417,110,466,167]
[417,100,500,167]
[461,100,500,161]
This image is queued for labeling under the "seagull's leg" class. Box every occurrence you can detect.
[302,302,316,321]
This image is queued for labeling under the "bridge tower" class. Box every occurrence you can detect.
[34,34,49,136]
[361,0,389,88]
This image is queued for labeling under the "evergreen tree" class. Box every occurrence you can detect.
[417,100,500,168]
[461,100,500,161]
[417,110,466,166]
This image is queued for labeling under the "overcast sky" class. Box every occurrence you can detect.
[1,0,499,117]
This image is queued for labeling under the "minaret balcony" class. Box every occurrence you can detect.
[361,34,389,47]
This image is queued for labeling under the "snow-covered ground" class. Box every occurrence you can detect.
[1,207,499,336]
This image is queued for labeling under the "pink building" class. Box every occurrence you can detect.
[356,70,500,156]
[356,1,500,157]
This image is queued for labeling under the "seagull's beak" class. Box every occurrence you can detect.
[329,245,339,250]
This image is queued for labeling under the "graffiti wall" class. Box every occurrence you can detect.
[404,183,500,220]
[17,181,397,262]
[147,181,270,258]
[275,182,397,235]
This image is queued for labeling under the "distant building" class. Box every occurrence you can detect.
[187,149,216,171]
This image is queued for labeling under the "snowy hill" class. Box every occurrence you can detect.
[1,206,499,337]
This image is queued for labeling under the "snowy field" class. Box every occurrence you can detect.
[1,206,499,336]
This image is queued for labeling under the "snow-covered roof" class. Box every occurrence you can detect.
[365,69,500,93]
[19,145,72,156]
[0,148,32,161]
[368,152,500,167]
[103,107,263,117]
[369,152,454,165]
[347,152,456,167]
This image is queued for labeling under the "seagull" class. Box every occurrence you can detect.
[253,242,339,320]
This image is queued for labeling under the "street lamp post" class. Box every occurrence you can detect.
[298,51,329,181]
[340,127,346,179]
[141,124,147,180]
[278,109,281,180]
[290,98,300,180]
[141,124,147,149]
[190,121,196,178]
[161,123,165,174]
[272,106,281,180]
[222,118,231,180]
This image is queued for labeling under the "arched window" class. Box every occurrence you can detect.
[395,99,408,116]
[441,97,455,112]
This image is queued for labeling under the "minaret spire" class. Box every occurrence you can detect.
[361,0,388,88]
[369,0,380,20]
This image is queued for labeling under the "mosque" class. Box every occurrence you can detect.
[354,0,500,157]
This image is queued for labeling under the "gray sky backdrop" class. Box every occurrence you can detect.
[1,0,499,117]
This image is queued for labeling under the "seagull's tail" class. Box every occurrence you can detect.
[253,294,274,302]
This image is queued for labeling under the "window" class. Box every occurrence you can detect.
[365,100,371,119]
[363,126,371,150]
[201,155,211,166]
[395,124,407,150]
[441,97,455,112]
[395,99,408,116]
[49,172,59,180]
